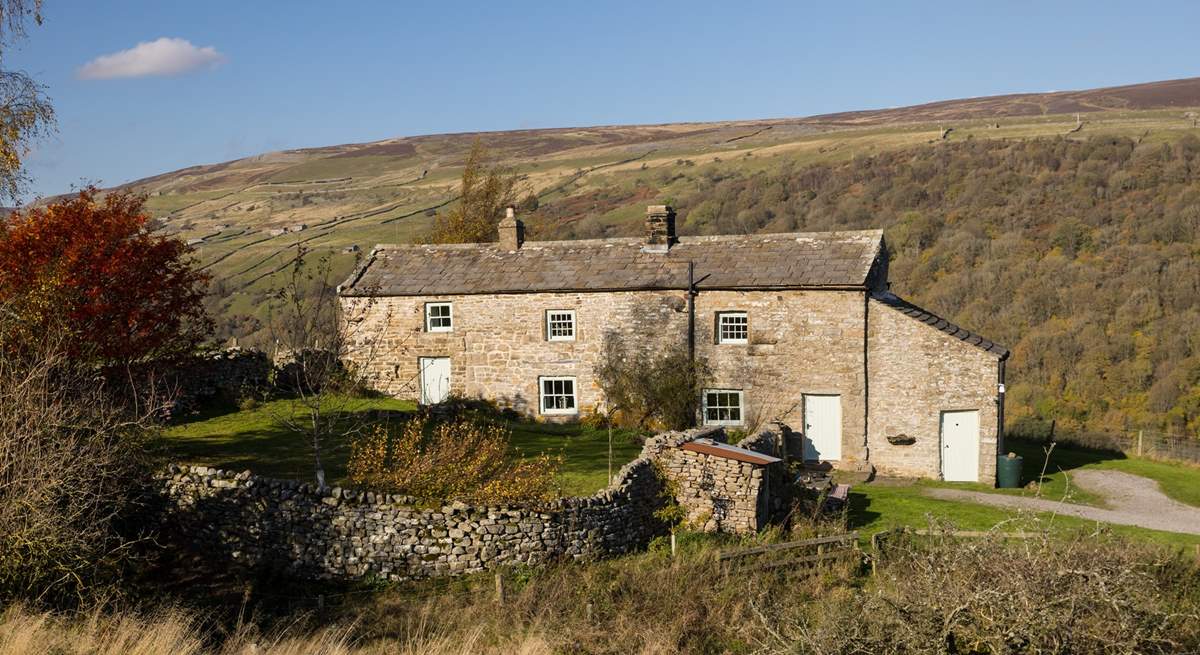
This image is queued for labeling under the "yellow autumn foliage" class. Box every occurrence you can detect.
[348,416,561,504]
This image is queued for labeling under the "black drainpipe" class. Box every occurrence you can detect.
[997,353,1008,451]
[687,261,696,362]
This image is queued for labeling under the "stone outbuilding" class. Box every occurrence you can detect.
[339,206,1009,485]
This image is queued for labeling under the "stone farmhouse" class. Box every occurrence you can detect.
[339,206,1009,485]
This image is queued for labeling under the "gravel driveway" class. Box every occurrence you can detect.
[925,469,1200,535]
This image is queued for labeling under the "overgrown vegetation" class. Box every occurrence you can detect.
[594,333,712,430]
[347,415,562,503]
[0,317,155,606]
[4,523,1197,654]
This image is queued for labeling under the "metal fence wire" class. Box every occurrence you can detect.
[1047,430,1200,465]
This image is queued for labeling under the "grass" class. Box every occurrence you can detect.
[1003,437,1200,508]
[843,438,1200,548]
[160,396,644,496]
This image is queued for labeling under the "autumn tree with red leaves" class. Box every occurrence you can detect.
[0,187,211,364]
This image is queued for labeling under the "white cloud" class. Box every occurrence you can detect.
[77,37,226,80]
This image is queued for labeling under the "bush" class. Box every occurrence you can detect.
[594,333,712,430]
[0,328,154,606]
[791,522,1200,654]
[347,415,562,503]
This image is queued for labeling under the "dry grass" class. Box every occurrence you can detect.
[0,603,549,655]
[5,523,1198,654]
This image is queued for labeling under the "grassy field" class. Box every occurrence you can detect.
[160,396,644,496]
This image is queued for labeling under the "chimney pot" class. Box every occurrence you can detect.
[498,206,524,250]
[644,205,676,252]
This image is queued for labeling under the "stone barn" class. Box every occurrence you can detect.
[339,206,1009,485]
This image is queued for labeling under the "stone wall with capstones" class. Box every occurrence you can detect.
[155,427,782,581]
[118,348,273,418]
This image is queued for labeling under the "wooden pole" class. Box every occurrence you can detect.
[495,573,505,603]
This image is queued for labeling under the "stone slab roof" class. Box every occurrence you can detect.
[681,438,782,466]
[339,230,884,297]
[871,291,1009,357]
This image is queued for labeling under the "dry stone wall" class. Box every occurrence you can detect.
[123,348,272,416]
[654,430,782,533]
[156,427,778,582]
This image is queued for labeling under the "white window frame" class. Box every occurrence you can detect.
[716,311,748,344]
[702,389,744,426]
[425,302,453,332]
[546,309,576,342]
[539,376,579,415]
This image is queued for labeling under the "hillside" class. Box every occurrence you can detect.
[94,77,1200,436]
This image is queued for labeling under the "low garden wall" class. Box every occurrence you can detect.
[156,426,784,581]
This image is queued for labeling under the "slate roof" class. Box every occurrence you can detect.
[871,291,1009,357]
[339,230,884,297]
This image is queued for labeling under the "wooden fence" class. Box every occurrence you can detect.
[719,532,861,574]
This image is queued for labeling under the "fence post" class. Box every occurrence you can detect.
[1137,430,1143,457]
[495,572,505,604]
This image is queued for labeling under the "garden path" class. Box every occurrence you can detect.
[925,470,1200,535]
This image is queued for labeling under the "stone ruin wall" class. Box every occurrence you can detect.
[653,430,783,533]
[156,427,782,582]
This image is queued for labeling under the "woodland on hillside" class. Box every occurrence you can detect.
[593,135,1200,437]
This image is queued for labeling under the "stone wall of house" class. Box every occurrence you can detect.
[693,290,868,465]
[866,298,1003,484]
[341,290,690,416]
[341,289,868,464]
[156,427,778,582]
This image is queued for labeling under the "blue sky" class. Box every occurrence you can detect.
[12,0,1200,199]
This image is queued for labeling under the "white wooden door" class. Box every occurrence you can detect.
[419,357,451,405]
[803,394,842,461]
[941,410,980,482]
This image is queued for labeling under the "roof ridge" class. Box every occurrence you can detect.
[369,228,885,252]
[871,292,1009,358]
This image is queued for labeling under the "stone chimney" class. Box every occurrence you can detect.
[498,206,524,250]
[644,205,676,252]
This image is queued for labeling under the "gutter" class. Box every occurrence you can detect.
[338,283,870,298]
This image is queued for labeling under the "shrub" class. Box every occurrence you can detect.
[0,326,154,606]
[347,415,561,503]
[790,522,1200,654]
[594,333,712,430]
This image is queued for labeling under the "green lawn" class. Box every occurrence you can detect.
[844,438,1200,548]
[846,478,1200,548]
[1001,438,1200,508]
[160,396,644,496]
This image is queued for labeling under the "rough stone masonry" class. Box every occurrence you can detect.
[339,205,1010,485]
[156,427,781,581]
